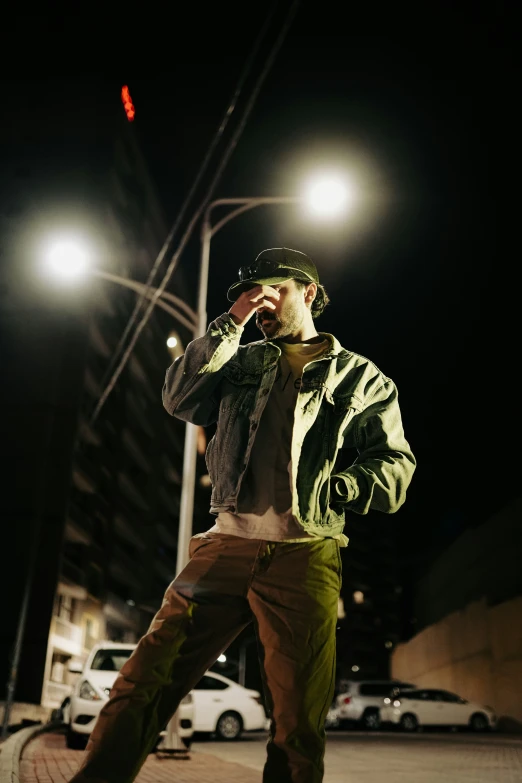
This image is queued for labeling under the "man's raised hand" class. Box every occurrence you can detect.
[228,285,280,327]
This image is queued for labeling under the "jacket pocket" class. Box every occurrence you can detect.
[221,363,260,415]
[222,360,260,387]
[329,394,361,450]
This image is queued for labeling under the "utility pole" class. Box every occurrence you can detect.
[1,531,40,738]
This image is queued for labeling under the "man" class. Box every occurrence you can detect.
[70,247,416,783]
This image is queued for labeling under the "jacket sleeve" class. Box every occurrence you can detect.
[162,313,243,426]
[332,379,416,515]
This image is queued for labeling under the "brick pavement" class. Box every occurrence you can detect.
[17,727,522,783]
[19,731,261,783]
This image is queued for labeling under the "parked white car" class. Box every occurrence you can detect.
[333,680,416,730]
[189,671,267,740]
[64,641,194,750]
[63,641,266,748]
[380,687,497,732]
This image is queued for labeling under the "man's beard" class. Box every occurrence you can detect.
[255,311,282,337]
[256,304,303,339]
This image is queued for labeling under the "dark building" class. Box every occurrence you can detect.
[0,83,203,718]
[409,497,522,634]
[335,513,403,682]
[391,497,522,730]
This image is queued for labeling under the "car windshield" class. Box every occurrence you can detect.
[90,649,134,672]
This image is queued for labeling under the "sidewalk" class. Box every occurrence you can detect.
[19,731,261,783]
[11,724,522,783]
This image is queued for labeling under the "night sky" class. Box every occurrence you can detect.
[2,1,519,577]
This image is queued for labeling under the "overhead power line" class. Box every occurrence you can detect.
[96,2,279,399]
[89,0,301,428]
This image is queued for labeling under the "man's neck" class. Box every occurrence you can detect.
[278,332,323,345]
[277,316,320,344]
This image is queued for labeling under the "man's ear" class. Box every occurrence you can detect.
[305,283,317,308]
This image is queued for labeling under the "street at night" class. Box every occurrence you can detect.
[1,2,521,783]
[19,729,522,783]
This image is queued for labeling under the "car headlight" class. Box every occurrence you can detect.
[79,680,102,701]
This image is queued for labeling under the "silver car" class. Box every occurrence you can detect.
[334,680,416,730]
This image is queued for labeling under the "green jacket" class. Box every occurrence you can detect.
[163,313,416,539]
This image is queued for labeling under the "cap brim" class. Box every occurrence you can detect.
[226,276,291,302]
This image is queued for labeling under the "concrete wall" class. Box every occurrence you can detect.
[391,595,522,731]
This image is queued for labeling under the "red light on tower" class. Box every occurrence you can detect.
[121,85,135,122]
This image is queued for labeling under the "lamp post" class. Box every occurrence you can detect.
[176,177,352,574]
[91,270,197,333]
[176,196,304,574]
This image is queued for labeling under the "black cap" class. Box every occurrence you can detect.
[226,247,319,302]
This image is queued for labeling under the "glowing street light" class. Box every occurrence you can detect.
[42,236,198,332]
[305,175,352,218]
[45,237,90,279]
[218,654,227,663]
[166,336,178,348]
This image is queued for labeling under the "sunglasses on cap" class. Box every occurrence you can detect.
[238,258,315,282]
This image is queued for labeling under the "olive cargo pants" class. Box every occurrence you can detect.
[69,533,341,783]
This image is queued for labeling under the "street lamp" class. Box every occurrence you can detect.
[176,180,352,574]
[46,238,90,278]
[176,197,300,575]
[43,238,198,333]
[0,239,200,740]
[34,238,198,751]
[42,234,201,572]
[305,175,352,218]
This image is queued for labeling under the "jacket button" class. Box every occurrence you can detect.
[261,388,269,396]
[251,421,258,430]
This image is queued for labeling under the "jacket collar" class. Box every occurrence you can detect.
[258,332,349,359]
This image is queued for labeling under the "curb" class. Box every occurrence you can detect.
[0,722,63,783]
